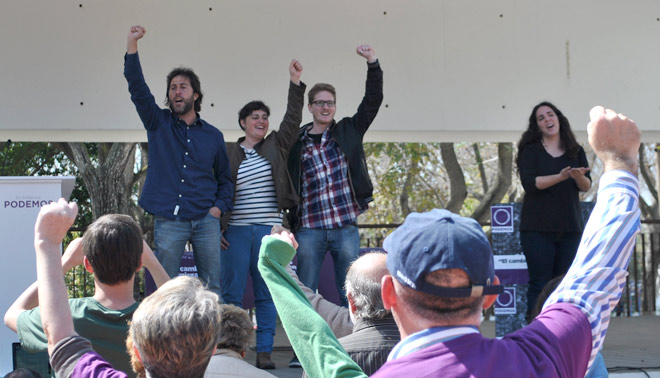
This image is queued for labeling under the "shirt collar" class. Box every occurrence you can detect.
[387,325,479,361]
[175,113,202,126]
[302,123,332,144]
[352,315,397,333]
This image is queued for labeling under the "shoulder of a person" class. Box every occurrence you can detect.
[201,120,226,139]
[519,142,542,156]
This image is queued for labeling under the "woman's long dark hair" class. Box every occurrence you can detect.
[515,101,580,174]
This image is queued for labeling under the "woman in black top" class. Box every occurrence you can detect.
[516,102,591,317]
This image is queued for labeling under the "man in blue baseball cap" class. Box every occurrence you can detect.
[372,106,640,377]
[258,105,641,378]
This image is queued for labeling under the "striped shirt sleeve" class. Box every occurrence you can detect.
[545,169,640,369]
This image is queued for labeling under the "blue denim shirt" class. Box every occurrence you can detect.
[124,52,233,220]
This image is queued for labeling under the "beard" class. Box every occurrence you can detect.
[170,96,195,116]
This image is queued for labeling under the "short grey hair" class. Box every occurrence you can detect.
[129,276,221,378]
[344,252,390,321]
[216,304,254,354]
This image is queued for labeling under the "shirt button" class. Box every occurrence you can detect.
[187,139,191,143]
[181,179,185,183]
[183,164,187,168]
[179,194,182,198]
[185,152,189,156]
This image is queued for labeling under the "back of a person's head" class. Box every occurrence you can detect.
[345,252,390,321]
[383,209,502,324]
[129,276,221,378]
[5,368,41,378]
[216,304,253,355]
[82,214,142,285]
[396,269,484,323]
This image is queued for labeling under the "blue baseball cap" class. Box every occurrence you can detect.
[383,209,503,298]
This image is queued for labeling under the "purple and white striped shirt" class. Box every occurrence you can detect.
[546,169,640,369]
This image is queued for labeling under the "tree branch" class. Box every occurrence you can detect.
[470,143,513,222]
[440,143,466,213]
[472,143,488,193]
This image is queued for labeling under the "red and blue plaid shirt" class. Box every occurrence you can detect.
[300,128,362,229]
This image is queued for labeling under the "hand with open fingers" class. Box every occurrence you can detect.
[221,234,230,250]
[559,166,571,180]
[356,44,377,63]
[569,167,590,179]
[289,59,303,85]
[587,106,640,174]
[34,199,78,246]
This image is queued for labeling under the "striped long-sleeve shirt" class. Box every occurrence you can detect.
[546,169,640,369]
[229,147,282,226]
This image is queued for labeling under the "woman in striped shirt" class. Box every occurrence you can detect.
[220,59,305,370]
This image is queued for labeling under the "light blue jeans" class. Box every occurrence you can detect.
[295,224,360,307]
[154,212,222,297]
[221,224,276,353]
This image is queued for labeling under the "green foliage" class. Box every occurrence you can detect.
[360,142,504,246]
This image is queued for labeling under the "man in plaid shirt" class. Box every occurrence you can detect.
[286,44,383,310]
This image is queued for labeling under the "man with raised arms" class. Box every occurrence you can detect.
[124,25,232,296]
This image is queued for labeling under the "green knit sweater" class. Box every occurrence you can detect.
[258,236,367,378]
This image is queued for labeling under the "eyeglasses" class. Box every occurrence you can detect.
[311,100,336,108]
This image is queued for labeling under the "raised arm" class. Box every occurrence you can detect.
[4,238,84,333]
[289,59,303,86]
[126,25,145,54]
[141,241,170,288]
[124,25,164,131]
[275,59,306,151]
[34,199,79,354]
[546,106,640,368]
[284,264,353,337]
[258,231,366,378]
[356,44,377,64]
[351,44,383,135]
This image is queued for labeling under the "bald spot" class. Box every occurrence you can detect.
[348,252,389,283]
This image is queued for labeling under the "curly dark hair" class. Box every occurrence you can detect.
[237,101,270,131]
[165,67,203,113]
[515,102,580,174]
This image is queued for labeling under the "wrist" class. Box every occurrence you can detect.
[604,159,638,177]
[34,238,60,250]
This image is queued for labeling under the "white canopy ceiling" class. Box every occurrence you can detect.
[1,0,659,143]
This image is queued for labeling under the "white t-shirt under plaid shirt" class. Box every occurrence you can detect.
[228,146,282,226]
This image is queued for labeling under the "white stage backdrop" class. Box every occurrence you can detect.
[0,177,75,375]
[1,1,659,143]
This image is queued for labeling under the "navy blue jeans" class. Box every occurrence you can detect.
[154,212,222,297]
[294,224,360,307]
[220,224,276,353]
[520,230,582,313]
